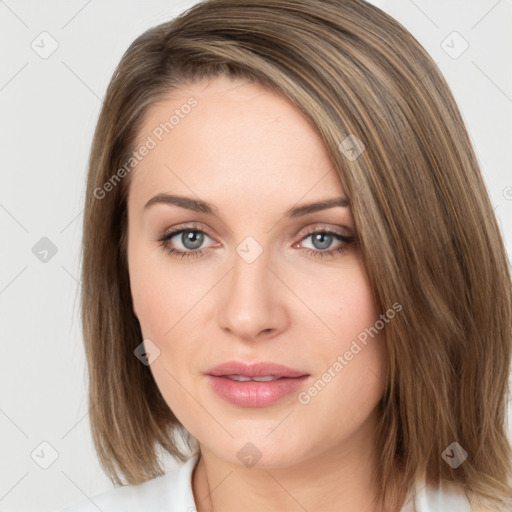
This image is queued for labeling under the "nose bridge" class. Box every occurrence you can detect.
[217,237,285,339]
[232,240,269,296]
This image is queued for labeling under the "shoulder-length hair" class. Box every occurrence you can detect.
[81,0,512,509]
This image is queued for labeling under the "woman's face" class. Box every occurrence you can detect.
[127,75,388,468]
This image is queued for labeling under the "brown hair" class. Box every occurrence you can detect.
[80,0,512,509]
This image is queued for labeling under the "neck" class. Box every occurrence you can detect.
[192,409,403,512]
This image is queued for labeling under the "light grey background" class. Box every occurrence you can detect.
[1,1,511,511]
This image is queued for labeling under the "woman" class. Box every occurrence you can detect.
[57,0,512,510]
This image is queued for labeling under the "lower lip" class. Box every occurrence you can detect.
[205,375,310,408]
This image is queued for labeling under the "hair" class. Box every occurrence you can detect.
[80,0,512,509]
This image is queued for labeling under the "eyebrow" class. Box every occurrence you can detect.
[143,193,349,218]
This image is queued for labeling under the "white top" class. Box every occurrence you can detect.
[55,453,473,512]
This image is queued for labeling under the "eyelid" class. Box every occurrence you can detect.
[160,221,217,241]
[297,223,353,238]
[155,221,357,262]
[159,221,353,244]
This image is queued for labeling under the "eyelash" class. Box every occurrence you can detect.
[155,223,356,261]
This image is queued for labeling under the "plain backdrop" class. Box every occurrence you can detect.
[1,1,511,511]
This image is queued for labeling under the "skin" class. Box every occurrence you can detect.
[127,75,396,512]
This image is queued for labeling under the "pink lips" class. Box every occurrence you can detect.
[205,360,310,408]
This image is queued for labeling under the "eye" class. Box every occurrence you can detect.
[155,224,357,260]
[295,227,356,259]
[155,223,217,260]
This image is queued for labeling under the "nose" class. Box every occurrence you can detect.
[217,246,288,342]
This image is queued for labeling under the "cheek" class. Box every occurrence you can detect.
[294,262,388,406]
[129,254,204,416]
[130,273,168,340]
[296,258,381,344]
[129,245,203,340]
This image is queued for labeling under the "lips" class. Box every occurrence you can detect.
[205,360,310,408]
[205,360,308,379]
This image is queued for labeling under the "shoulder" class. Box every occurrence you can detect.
[54,454,199,512]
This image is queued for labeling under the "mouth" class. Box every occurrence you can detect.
[221,374,286,382]
[204,360,310,407]
[205,360,308,378]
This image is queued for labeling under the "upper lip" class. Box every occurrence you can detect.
[205,360,309,378]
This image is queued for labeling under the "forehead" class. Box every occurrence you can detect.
[128,75,345,213]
